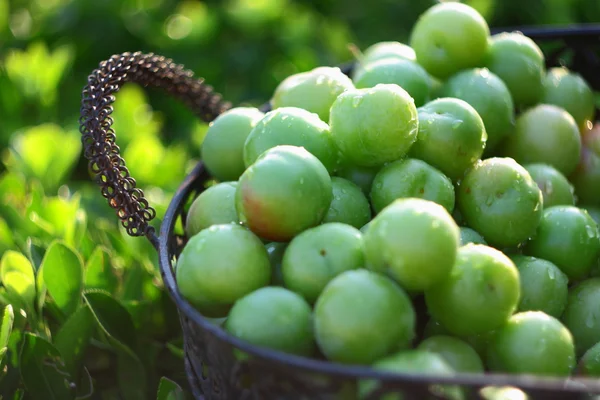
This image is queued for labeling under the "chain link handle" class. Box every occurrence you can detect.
[79,52,231,241]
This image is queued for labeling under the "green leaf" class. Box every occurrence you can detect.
[117,351,149,400]
[157,377,185,400]
[41,241,83,317]
[54,304,94,376]
[84,247,118,293]
[0,305,14,349]
[0,304,14,364]
[83,290,137,352]
[5,124,81,192]
[19,332,74,400]
[83,291,147,399]
[0,251,35,312]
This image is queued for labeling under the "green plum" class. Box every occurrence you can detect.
[236,145,332,242]
[503,104,582,176]
[418,335,484,373]
[314,269,415,364]
[370,158,455,214]
[561,278,600,356]
[365,198,459,292]
[578,341,600,377]
[201,107,265,181]
[175,224,271,317]
[265,241,287,286]
[487,311,575,376]
[509,255,568,318]
[425,244,520,336]
[225,287,315,356]
[329,84,418,167]
[359,350,461,400]
[438,68,515,154]
[409,97,487,181]
[271,66,355,122]
[323,177,371,229]
[457,158,543,248]
[459,227,487,246]
[571,146,600,207]
[523,163,575,208]
[361,41,417,65]
[542,67,596,128]
[409,2,489,79]
[185,182,239,238]
[484,32,546,108]
[335,163,380,195]
[525,206,600,281]
[353,58,431,107]
[244,107,338,173]
[282,223,364,304]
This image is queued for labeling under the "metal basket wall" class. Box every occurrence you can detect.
[79,25,600,400]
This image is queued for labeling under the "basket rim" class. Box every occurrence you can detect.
[158,161,600,394]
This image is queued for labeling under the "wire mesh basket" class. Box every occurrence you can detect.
[79,24,600,400]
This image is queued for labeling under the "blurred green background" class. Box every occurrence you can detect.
[0,0,598,398]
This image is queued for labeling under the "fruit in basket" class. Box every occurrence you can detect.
[438,68,514,154]
[243,107,339,173]
[225,286,315,356]
[542,67,596,128]
[561,278,600,357]
[314,269,415,364]
[571,126,600,206]
[353,58,431,107]
[236,145,332,241]
[370,158,455,214]
[282,223,364,304]
[265,241,287,286]
[409,2,489,79]
[201,107,265,182]
[425,244,520,336]
[457,157,543,248]
[523,163,575,208]
[322,177,371,229]
[185,181,239,237]
[360,41,417,66]
[418,335,484,373]
[365,198,459,292]
[408,97,487,182]
[334,164,379,195]
[524,206,600,281]
[175,224,271,317]
[509,255,568,318]
[484,32,546,108]
[459,227,486,246]
[329,84,418,167]
[578,341,600,376]
[358,350,462,400]
[487,311,575,376]
[271,66,355,123]
[503,104,582,176]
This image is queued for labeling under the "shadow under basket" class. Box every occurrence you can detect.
[79,24,600,400]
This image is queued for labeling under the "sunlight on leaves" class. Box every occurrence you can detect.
[0,251,35,312]
[5,124,81,193]
[4,41,73,107]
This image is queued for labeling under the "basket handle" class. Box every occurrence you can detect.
[79,52,231,246]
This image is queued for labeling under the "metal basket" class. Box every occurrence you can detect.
[79,25,600,400]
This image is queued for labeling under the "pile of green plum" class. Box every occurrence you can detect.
[175,1,600,394]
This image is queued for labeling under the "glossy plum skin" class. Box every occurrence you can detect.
[457,158,543,248]
[329,84,418,167]
[236,145,332,242]
[409,2,490,79]
[409,97,487,182]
